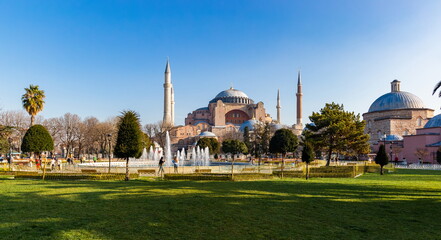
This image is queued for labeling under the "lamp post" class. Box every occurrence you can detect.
[107,133,112,173]
[389,141,394,164]
[7,137,12,171]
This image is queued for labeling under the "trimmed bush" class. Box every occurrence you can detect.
[14,172,139,180]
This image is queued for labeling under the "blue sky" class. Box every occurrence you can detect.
[1,0,441,125]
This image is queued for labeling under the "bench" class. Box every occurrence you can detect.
[81,169,97,173]
[195,169,211,173]
[241,168,256,172]
[138,169,156,175]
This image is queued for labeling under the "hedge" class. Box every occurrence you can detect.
[164,173,273,181]
[14,172,139,180]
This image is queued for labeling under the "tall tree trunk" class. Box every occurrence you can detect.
[281,153,285,179]
[326,148,332,166]
[30,115,35,126]
[231,155,235,180]
[41,153,47,180]
[380,165,384,175]
[125,157,130,181]
[305,163,309,180]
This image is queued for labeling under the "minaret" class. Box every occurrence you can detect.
[163,59,173,128]
[276,89,281,123]
[171,86,175,126]
[296,70,303,126]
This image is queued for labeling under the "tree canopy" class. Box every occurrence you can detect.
[21,124,54,155]
[301,141,314,164]
[197,137,220,154]
[304,102,370,166]
[221,139,248,156]
[269,129,298,156]
[114,111,143,159]
[22,85,45,126]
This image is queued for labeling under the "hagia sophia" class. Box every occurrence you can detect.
[160,60,441,164]
[160,60,303,149]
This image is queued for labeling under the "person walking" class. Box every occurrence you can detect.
[173,156,179,173]
[158,156,165,176]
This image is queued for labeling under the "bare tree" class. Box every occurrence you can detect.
[144,123,161,138]
[59,113,81,157]
[415,148,429,163]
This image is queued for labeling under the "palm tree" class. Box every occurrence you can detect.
[22,85,45,126]
[433,81,441,97]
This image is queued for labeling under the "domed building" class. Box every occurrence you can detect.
[184,87,271,139]
[363,80,434,144]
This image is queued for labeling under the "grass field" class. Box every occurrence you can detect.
[1,169,441,240]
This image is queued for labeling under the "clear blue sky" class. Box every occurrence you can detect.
[1,0,440,126]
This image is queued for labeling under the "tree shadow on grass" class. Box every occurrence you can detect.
[1,172,441,239]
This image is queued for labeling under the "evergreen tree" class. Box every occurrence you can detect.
[301,141,314,180]
[374,144,389,175]
[22,85,45,126]
[114,111,143,181]
[21,124,54,179]
[221,139,248,178]
[436,147,441,164]
[269,129,298,178]
[243,126,252,154]
[197,138,220,154]
[305,102,370,166]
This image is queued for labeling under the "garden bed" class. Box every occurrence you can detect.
[14,172,139,180]
[164,173,273,181]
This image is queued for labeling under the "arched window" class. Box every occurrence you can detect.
[403,129,409,136]
[416,117,423,127]
[377,130,383,139]
[367,120,372,129]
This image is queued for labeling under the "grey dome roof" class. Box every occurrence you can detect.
[210,87,254,104]
[425,114,441,128]
[239,119,261,132]
[368,91,426,113]
[381,134,403,141]
[199,131,216,137]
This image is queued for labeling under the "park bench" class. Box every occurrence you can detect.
[138,169,156,175]
[195,169,211,173]
[241,168,256,172]
[81,169,97,173]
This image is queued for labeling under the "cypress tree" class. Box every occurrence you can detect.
[374,144,389,175]
[301,141,314,180]
[114,110,143,181]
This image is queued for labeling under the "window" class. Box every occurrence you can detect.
[403,130,409,136]
[417,117,423,127]
[377,130,383,139]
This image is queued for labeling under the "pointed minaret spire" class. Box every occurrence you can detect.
[165,57,171,75]
[296,70,303,126]
[163,58,173,128]
[276,89,281,124]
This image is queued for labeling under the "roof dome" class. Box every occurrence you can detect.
[424,114,441,128]
[381,134,403,141]
[239,119,261,132]
[368,80,426,113]
[199,131,216,137]
[210,87,254,104]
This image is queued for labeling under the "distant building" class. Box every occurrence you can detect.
[363,80,439,164]
[363,80,434,144]
[161,60,304,149]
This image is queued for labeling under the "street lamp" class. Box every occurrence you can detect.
[107,134,112,173]
[7,137,13,171]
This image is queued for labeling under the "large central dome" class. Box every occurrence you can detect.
[210,87,254,104]
[368,80,426,113]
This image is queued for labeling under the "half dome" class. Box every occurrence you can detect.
[239,119,261,132]
[199,131,216,137]
[424,114,441,128]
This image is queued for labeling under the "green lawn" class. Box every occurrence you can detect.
[1,169,441,240]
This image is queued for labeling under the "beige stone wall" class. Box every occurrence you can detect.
[363,108,434,143]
